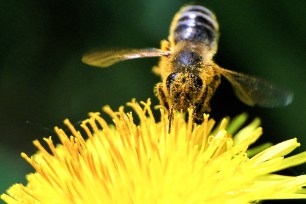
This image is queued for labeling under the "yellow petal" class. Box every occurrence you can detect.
[1,99,306,204]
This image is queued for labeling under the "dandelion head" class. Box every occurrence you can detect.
[1,99,306,204]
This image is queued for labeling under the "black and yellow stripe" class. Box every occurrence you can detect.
[169,5,219,48]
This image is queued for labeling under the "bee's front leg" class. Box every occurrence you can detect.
[194,99,211,123]
[154,83,173,133]
[154,82,169,110]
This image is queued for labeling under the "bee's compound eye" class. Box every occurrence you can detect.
[193,74,203,90]
[166,72,179,90]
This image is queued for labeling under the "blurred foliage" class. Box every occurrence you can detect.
[0,0,305,203]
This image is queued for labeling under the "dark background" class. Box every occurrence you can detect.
[0,0,305,203]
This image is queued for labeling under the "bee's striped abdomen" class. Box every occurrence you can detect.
[170,5,219,47]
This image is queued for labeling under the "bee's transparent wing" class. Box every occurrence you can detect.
[217,66,293,107]
[82,48,169,68]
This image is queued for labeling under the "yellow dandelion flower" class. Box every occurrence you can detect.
[1,99,306,204]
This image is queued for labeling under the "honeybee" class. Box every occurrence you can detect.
[82,5,293,121]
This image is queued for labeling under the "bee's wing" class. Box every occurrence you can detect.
[216,66,293,107]
[82,48,169,68]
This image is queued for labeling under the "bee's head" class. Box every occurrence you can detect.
[166,72,204,111]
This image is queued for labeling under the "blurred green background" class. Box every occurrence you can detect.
[0,0,305,203]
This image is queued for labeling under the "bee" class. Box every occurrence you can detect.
[82,5,293,121]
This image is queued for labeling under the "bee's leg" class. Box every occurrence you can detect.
[167,105,175,133]
[194,95,212,123]
[194,72,221,123]
[154,83,169,110]
[154,83,172,132]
